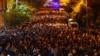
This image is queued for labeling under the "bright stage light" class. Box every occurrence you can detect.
[52,2,60,9]
[44,0,60,9]
[53,2,59,6]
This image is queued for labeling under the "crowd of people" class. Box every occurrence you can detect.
[32,8,68,24]
[0,21,100,56]
[0,8,100,56]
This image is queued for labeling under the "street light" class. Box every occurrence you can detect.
[16,0,18,8]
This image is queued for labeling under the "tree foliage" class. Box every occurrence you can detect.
[4,4,31,27]
[20,0,46,9]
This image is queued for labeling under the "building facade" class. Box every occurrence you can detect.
[0,0,7,28]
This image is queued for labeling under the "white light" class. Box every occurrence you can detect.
[7,54,10,56]
[48,0,53,2]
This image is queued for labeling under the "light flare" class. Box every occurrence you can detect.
[71,0,85,18]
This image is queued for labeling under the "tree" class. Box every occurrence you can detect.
[4,3,32,27]
[20,0,46,9]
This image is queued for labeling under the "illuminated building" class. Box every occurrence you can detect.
[0,0,7,28]
[0,0,16,27]
[6,0,14,12]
